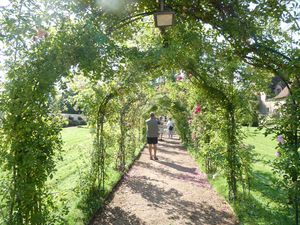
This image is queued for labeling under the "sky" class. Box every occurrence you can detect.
[0,0,10,7]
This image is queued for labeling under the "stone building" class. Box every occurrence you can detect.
[258,86,289,115]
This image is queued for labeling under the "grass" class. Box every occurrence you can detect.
[189,127,293,225]
[48,126,94,224]
[50,126,92,191]
[236,127,292,225]
[50,126,144,224]
[0,126,144,224]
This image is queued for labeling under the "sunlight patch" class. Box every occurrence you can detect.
[0,0,10,7]
[96,0,123,12]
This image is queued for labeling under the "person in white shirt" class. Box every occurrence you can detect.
[166,118,174,139]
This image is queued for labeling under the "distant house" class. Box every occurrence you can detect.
[270,76,286,94]
[258,86,289,115]
[62,113,87,127]
[62,113,86,121]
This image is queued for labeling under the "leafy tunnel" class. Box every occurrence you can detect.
[0,0,299,224]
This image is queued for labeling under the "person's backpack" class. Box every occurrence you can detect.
[169,126,173,131]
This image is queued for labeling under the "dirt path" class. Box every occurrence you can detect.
[91,137,237,225]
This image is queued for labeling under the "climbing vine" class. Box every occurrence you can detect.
[0,0,299,224]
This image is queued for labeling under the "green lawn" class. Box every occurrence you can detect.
[0,127,93,224]
[50,127,143,224]
[48,126,94,223]
[0,126,143,224]
[236,127,292,225]
[190,127,293,225]
[50,126,93,192]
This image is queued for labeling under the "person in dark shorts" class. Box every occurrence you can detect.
[146,112,159,160]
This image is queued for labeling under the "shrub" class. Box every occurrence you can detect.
[68,120,79,126]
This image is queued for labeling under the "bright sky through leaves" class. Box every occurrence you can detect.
[0,0,10,7]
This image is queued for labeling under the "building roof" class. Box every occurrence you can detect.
[270,76,286,91]
[274,86,289,99]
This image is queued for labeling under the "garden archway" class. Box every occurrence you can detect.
[0,1,299,224]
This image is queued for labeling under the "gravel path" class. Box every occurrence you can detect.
[91,137,237,225]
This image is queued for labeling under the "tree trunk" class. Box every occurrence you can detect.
[226,104,238,201]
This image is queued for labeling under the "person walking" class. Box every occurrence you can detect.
[146,112,159,160]
[167,118,174,139]
[158,116,164,141]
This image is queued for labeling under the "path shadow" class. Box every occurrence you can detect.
[163,139,180,145]
[127,176,235,224]
[157,145,181,155]
[127,176,183,207]
[92,206,146,225]
[141,152,174,162]
[158,143,187,155]
[92,139,236,225]
[155,160,198,174]
[134,161,211,188]
[150,147,180,156]
[176,145,189,152]
[152,155,171,162]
